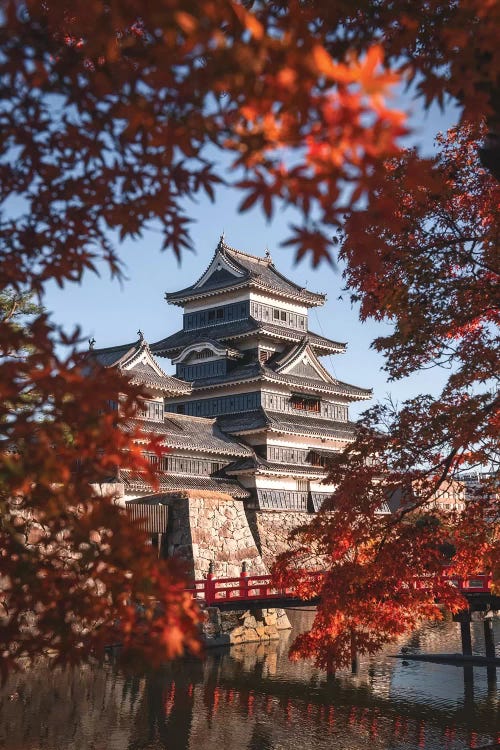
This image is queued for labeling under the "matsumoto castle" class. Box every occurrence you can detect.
[91,237,372,573]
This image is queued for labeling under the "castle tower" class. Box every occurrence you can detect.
[152,238,371,514]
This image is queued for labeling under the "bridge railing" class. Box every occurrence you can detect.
[187,569,323,607]
[410,573,491,593]
[187,567,492,607]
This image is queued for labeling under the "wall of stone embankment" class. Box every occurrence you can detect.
[203,607,291,646]
[156,492,293,643]
[161,491,268,579]
[245,509,313,569]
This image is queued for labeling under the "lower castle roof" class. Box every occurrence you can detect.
[119,469,250,498]
[182,360,370,400]
[224,455,326,477]
[217,408,358,440]
[124,414,252,457]
[151,318,345,357]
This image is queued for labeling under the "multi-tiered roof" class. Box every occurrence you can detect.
[152,239,344,358]
[91,334,191,396]
[163,239,326,307]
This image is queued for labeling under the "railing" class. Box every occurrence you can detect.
[412,573,492,593]
[187,566,492,607]
[187,567,323,607]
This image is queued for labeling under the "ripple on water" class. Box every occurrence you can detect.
[0,616,498,750]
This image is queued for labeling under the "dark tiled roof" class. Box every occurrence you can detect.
[225,456,325,477]
[184,358,370,399]
[119,469,250,498]
[262,367,371,399]
[151,318,344,356]
[127,363,191,395]
[217,409,270,434]
[166,240,325,306]
[90,341,138,368]
[217,408,358,440]
[258,323,345,353]
[265,411,358,439]
[258,460,325,475]
[218,407,355,439]
[151,319,257,355]
[88,337,191,396]
[124,415,252,456]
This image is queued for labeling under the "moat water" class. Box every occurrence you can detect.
[1,611,498,750]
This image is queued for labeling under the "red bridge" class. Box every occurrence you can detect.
[188,568,494,611]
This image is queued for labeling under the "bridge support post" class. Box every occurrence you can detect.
[460,619,473,656]
[483,614,496,659]
[350,631,359,674]
[326,664,335,681]
[454,610,473,656]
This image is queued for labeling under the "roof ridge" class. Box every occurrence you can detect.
[273,335,309,369]
[90,339,138,355]
[220,239,271,265]
[165,413,217,423]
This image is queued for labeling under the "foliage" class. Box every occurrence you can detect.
[1,1,498,271]
[0,316,201,678]
[0,290,42,328]
[274,125,499,670]
[0,1,499,674]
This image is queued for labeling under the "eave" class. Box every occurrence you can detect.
[187,370,370,401]
[166,278,325,308]
[151,320,345,359]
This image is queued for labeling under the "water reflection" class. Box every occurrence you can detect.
[0,614,498,750]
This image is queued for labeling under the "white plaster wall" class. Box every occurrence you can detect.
[249,291,309,315]
[184,290,250,312]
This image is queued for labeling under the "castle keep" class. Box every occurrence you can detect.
[91,238,371,577]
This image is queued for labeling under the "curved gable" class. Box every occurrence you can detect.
[274,339,334,383]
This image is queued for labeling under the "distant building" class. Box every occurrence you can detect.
[428,480,466,513]
[387,479,466,514]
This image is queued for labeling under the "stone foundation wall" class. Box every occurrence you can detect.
[156,492,292,638]
[245,509,312,569]
[203,606,291,646]
[161,491,268,579]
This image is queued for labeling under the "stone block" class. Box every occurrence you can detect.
[243,615,257,629]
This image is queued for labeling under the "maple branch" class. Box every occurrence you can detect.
[1,296,19,323]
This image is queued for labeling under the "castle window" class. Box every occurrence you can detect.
[273,309,280,320]
[139,400,164,421]
[208,310,215,321]
[216,308,224,319]
[291,395,320,412]
[281,310,287,321]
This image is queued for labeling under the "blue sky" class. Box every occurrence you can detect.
[44,98,460,419]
